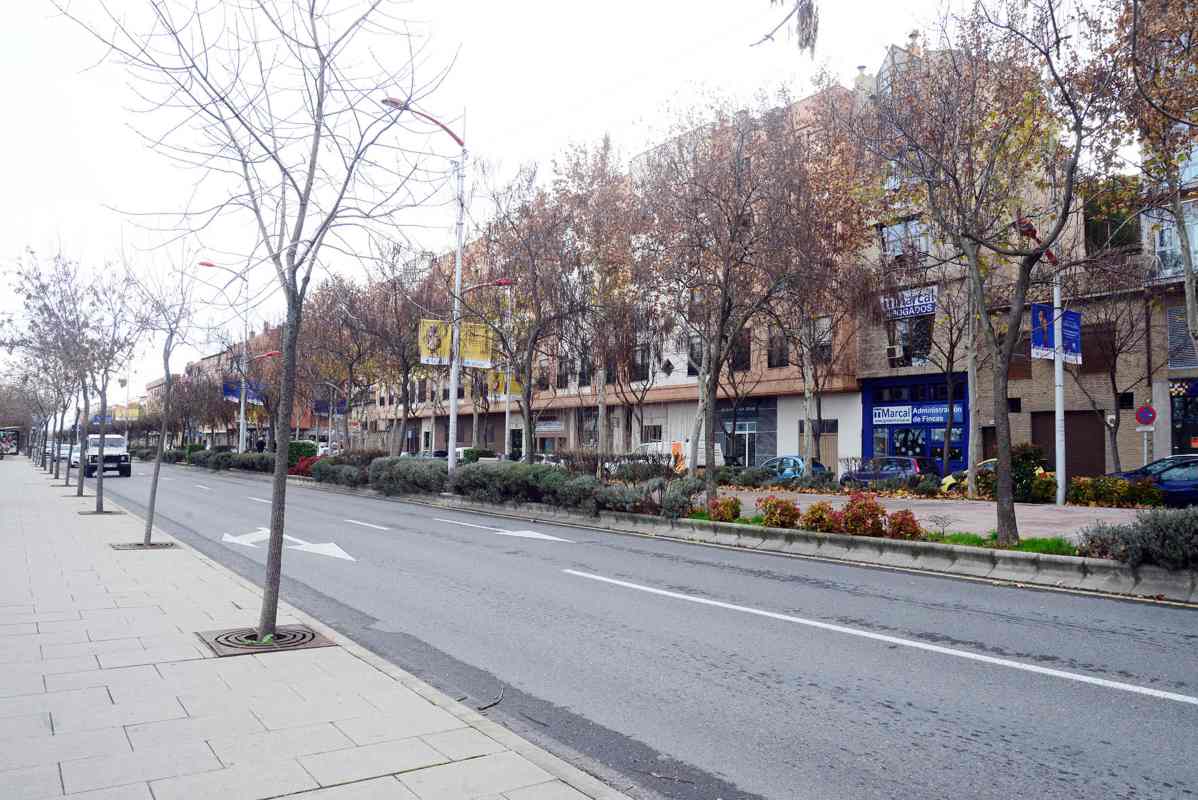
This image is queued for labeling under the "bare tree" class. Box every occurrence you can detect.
[61,0,450,638]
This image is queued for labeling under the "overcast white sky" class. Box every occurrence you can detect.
[0,0,943,396]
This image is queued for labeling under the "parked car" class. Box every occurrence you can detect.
[841,456,939,488]
[941,458,997,492]
[1148,461,1198,507]
[760,455,807,482]
[632,440,725,469]
[809,460,832,477]
[1108,455,1198,483]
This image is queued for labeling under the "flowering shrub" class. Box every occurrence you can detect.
[289,454,325,477]
[885,509,923,539]
[840,492,887,537]
[1068,476,1163,508]
[755,495,800,528]
[707,496,742,523]
[800,501,842,533]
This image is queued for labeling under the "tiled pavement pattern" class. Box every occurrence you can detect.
[0,458,623,800]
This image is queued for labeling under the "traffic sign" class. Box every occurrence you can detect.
[1135,404,1157,426]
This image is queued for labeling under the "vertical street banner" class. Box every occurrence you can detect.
[486,369,523,400]
[1030,303,1082,364]
[419,319,451,366]
[460,323,495,369]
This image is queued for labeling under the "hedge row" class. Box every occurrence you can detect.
[1078,508,1198,570]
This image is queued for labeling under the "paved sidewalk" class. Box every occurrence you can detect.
[727,488,1138,540]
[0,457,624,800]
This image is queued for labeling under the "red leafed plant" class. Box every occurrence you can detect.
[885,509,924,539]
[707,495,742,523]
[840,492,887,536]
[289,454,326,477]
[756,495,801,528]
[800,501,841,533]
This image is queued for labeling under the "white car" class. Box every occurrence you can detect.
[84,434,131,478]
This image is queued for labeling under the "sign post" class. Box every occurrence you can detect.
[1135,405,1157,467]
[1032,299,1081,505]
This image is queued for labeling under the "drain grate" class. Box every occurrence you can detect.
[196,624,335,657]
[110,542,177,551]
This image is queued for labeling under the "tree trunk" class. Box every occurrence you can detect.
[992,354,1018,545]
[145,338,175,545]
[521,389,534,464]
[95,387,108,513]
[802,371,815,467]
[595,366,607,479]
[257,301,302,641]
[77,385,90,497]
[704,357,720,504]
[688,346,708,478]
[1108,378,1122,474]
[64,408,77,487]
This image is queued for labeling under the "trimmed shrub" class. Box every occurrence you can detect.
[235,452,274,472]
[596,484,645,513]
[840,492,887,536]
[801,501,842,533]
[975,470,997,499]
[614,460,675,483]
[1090,475,1129,507]
[189,450,212,468]
[715,465,741,485]
[460,448,496,464]
[1126,479,1164,507]
[1011,442,1045,502]
[913,476,941,497]
[368,457,447,495]
[707,496,742,523]
[662,477,704,519]
[447,462,562,504]
[873,477,909,493]
[185,443,205,456]
[328,448,387,469]
[162,449,185,464]
[638,477,668,514]
[211,445,234,454]
[556,475,602,514]
[1028,472,1057,504]
[756,495,800,529]
[1103,507,1198,569]
[310,459,338,484]
[792,473,836,491]
[289,454,324,477]
[287,440,318,467]
[209,451,236,471]
[736,467,774,488]
[1076,521,1132,562]
[886,509,923,539]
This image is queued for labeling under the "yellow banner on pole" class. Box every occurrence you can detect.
[460,323,494,369]
[419,319,451,366]
[487,369,523,398]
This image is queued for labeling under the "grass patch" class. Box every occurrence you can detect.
[688,510,710,521]
[734,514,766,526]
[927,532,990,547]
[1009,536,1077,557]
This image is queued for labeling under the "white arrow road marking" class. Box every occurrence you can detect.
[564,569,1198,707]
[433,518,572,543]
[220,528,355,561]
[195,484,211,491]
[344,519,389,531]
[248,496,270,504]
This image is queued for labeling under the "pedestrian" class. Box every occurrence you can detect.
[256,438,266,453]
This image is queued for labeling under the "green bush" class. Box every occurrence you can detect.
[162,449,185,464]
[736,467,774,488]
[209,451,236,471]
[975,470,997,499]
[1079,508,1198,570]
[613,460,674,483]
[368,457,447,495]
[885,509,923,539]
[1066,476,1094,504]
[1028,473,1057,504]
[189,450,212,468]
[287,440,318,467]
[460,448,496,464]
[212,445,234,454]
[715,465,741,485]
[755,495,800,528]
[596,483,646,513]
[791,473,836,491]
[234,452,274,472]
[310,459,337,484]
[1011,443,1044,502]
[1126,479,1164,507]
[913,476,941,497]
[447,462,564,504]
[873,477,909,493]
[556,475,603,514]
[662,477,704,519]
[185,443,205,456]
[1090,475,1129,507]
[328,448,387,468]
[637,477,669,513]
[707,496,742,523]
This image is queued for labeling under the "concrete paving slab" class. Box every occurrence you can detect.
[149,757,317,800]
[423,728,507,761]
[398,752,553,800]
[51,697,187,734]
[0,726,130,772]
[504,782,592,800]
[207,722,355,768]
[300,737,448,786]
[60,739,221,794]
[0,763,61,800]
[125,708,266,751]
[292,776,419,800]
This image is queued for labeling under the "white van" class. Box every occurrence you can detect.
[632,440,724,470]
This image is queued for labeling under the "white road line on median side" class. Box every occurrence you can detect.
[195,484,211,491]
[433,518,573,543]
[248,497,271,504]
[344,519,389,531]
[563,569,1198,707]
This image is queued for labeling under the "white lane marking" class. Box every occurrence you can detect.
[222,528,355,561]
[564,569,1198,707]
[195,484,211,491]
[344,519,389,531]
[248,497,271,504]
[433,518,573,542]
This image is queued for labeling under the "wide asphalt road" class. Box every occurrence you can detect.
[99,464,1198,800]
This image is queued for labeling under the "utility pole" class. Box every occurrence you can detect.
[1053,272,1066,505]
[446,154,467,472]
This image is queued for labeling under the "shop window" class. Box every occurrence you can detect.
[872,428,889,458]
[641,424,663,443]
[930,426,963,442]
[931,383,949,401]
[1007,397,1022,413]
[892,427,926,457]
[1118,392,1134,410]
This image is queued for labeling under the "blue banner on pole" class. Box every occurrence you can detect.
[1030,303,1081,364]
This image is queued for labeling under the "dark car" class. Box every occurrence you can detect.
[1109,455,1198,483]
[1138,461,1198,507]
[840,456,939,488]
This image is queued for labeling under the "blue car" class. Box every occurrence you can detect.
[1151,461,1198,507]
[1109,455,1198,482]
[761,455,807,481]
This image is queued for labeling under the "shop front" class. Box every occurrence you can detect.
[861,374,968,475]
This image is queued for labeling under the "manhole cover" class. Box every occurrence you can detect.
[196,625,335,657]
[110,542,177,551]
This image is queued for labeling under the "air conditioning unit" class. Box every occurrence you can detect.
[886,344,904,360]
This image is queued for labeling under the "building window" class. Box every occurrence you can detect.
[536,366,549,392]
[1007,333,1032,380]
[813,316,834,364]
[629,345,651,383]
[1080,323,1115,374]
[441,386,449,401]
[556,358,573,390]
[1168,306,1198,368]
[578,357,593,387]
[880,217,929,267]
[767,328,788,368]
[1118,392,1134,410]
[418,379,428,402]
[641,424,663,443]
[888,315,933,367]
[456,384,465,399]
[1007,397,1022,413]
[661,359,674,377]
[687,336,703,377]
[797,418,838,435]
[730,330,751,372]
[1148,204,1197,279]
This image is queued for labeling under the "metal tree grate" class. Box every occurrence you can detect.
[196,625,335,657]
[110,542,177,551]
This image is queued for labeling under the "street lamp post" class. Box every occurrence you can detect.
[382,97,467,472]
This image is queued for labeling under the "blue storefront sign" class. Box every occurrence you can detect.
[1030,303,1081,364]
[861,374,970,473]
